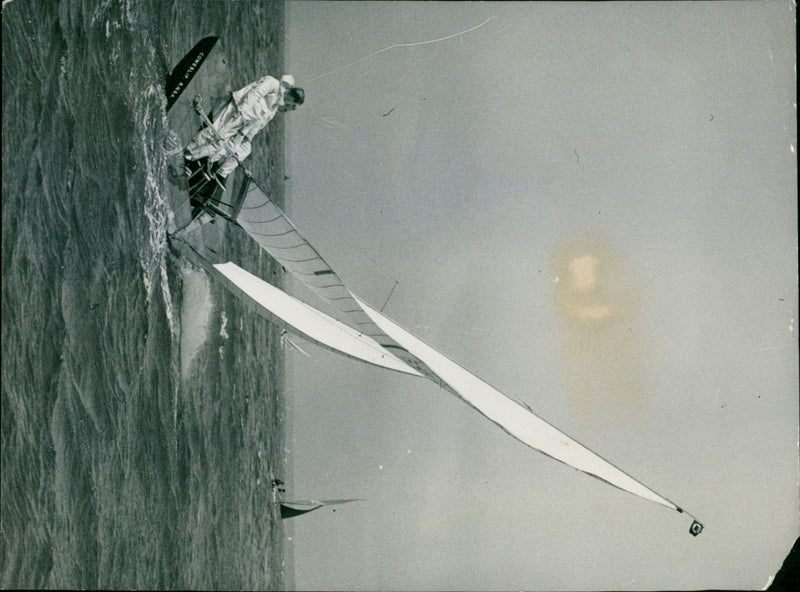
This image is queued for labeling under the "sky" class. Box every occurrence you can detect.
[282,2,797,590]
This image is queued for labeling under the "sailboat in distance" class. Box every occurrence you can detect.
[165,40,703,537]
[267,479,364,520]
[279,499,366,520]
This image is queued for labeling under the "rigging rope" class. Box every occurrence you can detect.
[306,17,495,83]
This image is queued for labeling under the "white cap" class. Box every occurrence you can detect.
[281,74,296,86]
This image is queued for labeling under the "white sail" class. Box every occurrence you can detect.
[279,499,364,519]
[355,296,685,512]
[235,178,433,376]
[213,262,421,376]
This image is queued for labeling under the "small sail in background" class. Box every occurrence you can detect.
[279,499,365,520]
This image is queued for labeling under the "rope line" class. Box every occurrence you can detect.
[307,17,495,83]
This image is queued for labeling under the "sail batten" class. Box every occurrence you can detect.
[235,178,427,366]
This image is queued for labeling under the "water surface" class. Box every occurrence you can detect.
[2,1,288,588]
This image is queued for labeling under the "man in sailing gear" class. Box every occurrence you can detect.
[184,74,304,177]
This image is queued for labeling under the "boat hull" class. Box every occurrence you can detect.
[164,38,243,232]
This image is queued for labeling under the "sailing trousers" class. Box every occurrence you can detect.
[184,101,252,176]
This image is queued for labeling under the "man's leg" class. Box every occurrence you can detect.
[184,101,241,160]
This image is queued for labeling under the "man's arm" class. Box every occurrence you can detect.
[232,75,280,106]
